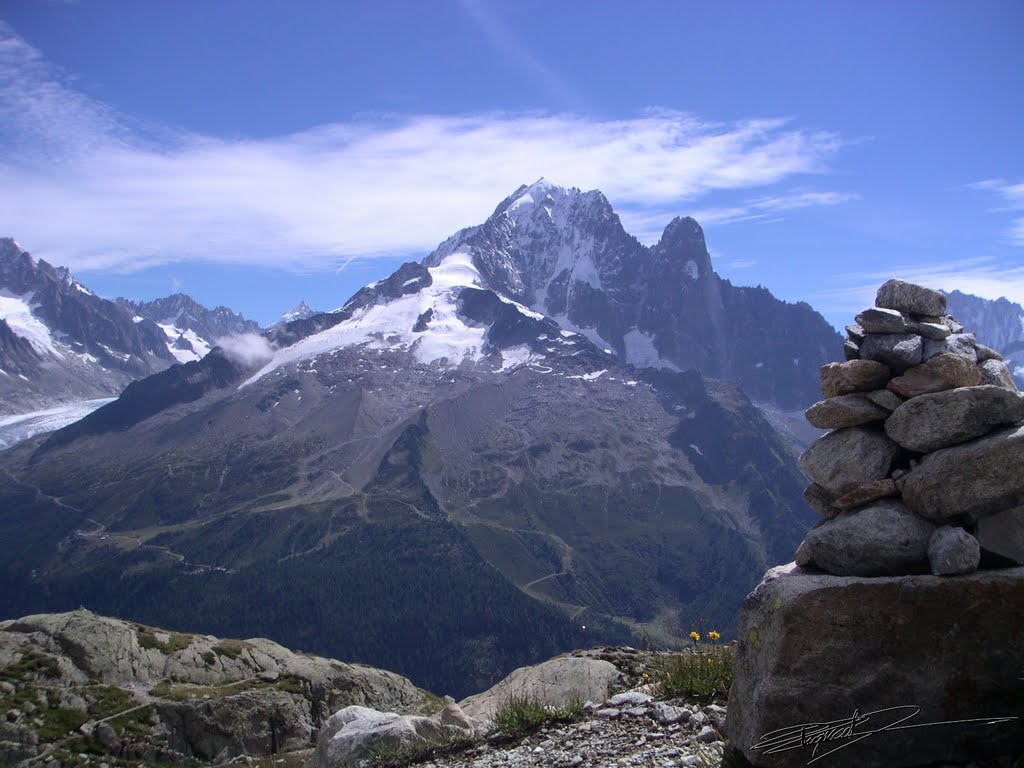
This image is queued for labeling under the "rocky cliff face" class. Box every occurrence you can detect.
[0,609,437,766]
[945,288,1024,388]
[426,180,842,410]
[119,293,260,352]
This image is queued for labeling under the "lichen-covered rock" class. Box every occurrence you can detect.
[795,501,934,576]
[883,385,1024,453]
[803,394,889,429]
[875,278,947,317]
[927,525,980,575]
[725,563,1024,768]
[820,359,890,399]
[798,427,898,496]
[885,352,982,398]
[898,424,1024,521]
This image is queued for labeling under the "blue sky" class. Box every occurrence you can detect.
[1,1,1022,329]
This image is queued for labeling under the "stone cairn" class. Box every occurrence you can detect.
[796,278,1024,576]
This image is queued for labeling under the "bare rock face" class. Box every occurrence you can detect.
[885,352,982,398]
[883,385,1024,453]
[875,278,948,317]
[795,501,934,576]
[820,360,890,399]
[458,655,619,721]
[725,564,1024,768]
[898,424,1024,521]
[798,427,898,497]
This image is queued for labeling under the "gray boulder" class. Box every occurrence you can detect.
[927,526,980,575]
[859,333,922,373]
[899,424,1024,521]
[886,352,982,398]
[725,563,1024,768]
[976,342,1003,362]
[875,278,947,316]
[306,704,478,768]
[923,332,978,363]
[976,506,1024,565]
[798,427,898,496]
[458,655,618,721]
[910,320,951,340]
[804,394,890,429]
[978,358,1019,391]
[883,385,1024,453]
[820,360,890,399]
[795,500,935,576]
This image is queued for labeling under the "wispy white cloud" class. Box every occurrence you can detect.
[0,22,851,273]
[808,256,1024,318]
[967,178,1024,246]
[690,190,857,226]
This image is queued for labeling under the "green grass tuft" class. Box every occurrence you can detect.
[366,733,480,767]
[492,695,585,738]
[651,644,734,702]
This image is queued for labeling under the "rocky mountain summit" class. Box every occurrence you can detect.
[726,279,1024,768]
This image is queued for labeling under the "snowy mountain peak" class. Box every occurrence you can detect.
[275,300,316,326]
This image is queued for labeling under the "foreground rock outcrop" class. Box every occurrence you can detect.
[728,280,1024,767]
[0,609,437,766]
[727,564,1024,767]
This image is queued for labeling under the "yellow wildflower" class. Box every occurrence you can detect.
[689,631,701,643]
[708,631,720,642]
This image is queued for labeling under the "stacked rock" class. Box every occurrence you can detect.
[796,278,1024,577]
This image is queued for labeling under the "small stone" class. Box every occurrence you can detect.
[928,526,981,576]
[832,478,899,511]
[944,316,965,333]
[978,359,1018,391]
[820,359,891,399]
[570,755,584,766]
[886,352,984,398]
[607,692,652,707]
[622,706,650,717]
[860,333,923,374]
[856,307,912,334]
[689,711,707,728]
[696,725,718,743]
[533,746,544,754]
[875,279,947,316]
[804,393,890,429]
[911,321,952,340]
[923,333,978,363]
[975,506,1024,565]
[843,340,860,360]
[865,388,904,411]
[846,324,866,343]
[652,703,690,725]
[802,483,838,517]
[681,758,703,767]
[595,708,620,718]
[975,343,1003,362]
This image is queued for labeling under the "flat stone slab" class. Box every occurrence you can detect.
[886,352,982,398]
[804,394,890,429]
[726,563,1024,768]
[820,360,890,399]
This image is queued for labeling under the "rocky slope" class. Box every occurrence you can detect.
[0,609,437,767]
[118,293,260,363]
[0,239,175,415]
